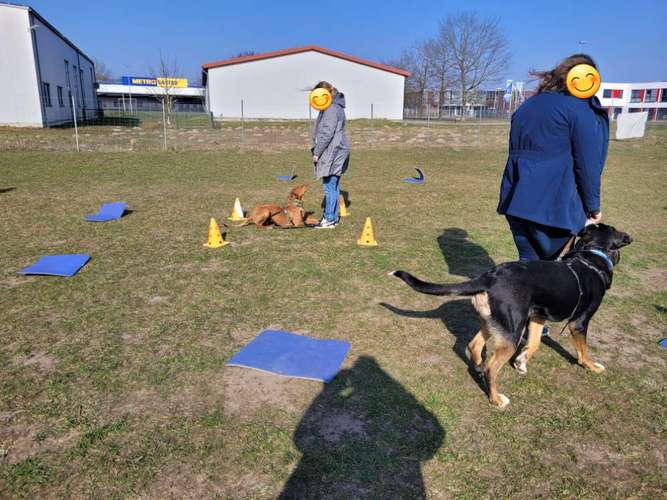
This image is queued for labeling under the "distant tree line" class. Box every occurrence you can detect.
[387,11,511,119]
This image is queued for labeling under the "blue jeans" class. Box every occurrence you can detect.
[506,215,572,261]
[322,175,340,222]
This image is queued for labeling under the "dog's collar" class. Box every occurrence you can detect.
[583,249,614,271]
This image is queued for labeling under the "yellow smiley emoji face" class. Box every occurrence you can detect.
[309,88,332,111]
[566,64,601,99]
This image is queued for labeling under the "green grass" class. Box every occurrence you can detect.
[0,123,665,498]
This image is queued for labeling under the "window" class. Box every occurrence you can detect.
[644,89,658,103]
[57,86,64,107]
[630,89,642,103]
[603,89,612,98]
[42,82,51,107]
[612,89,623,99]
[661,89,667,103]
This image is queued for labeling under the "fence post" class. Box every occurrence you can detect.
[241,99,245,148]
[71,93,80,152]
[161,99,168,151]
[427,102,430,127]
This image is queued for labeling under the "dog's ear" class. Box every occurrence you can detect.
[611,231,633,249]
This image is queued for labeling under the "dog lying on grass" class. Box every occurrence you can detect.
[390,223,632,409]
[232,184,319,229]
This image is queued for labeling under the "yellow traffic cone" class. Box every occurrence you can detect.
[357,217,378,246]
[228,198,245,222]
[339,194,350,217]
[203,217,229,248]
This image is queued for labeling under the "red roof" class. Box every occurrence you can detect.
[202,45,411,77]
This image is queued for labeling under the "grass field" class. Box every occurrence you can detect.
[0,123,665,498]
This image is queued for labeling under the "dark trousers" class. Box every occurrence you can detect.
[506,215,572,262]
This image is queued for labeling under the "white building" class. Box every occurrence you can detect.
[203,45,410,120]
[0,3,97,127]
[596,82,667,121]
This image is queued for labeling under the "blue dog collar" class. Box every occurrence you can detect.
[585,249,614,271]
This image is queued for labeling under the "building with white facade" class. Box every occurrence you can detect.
[596,82,667,121]
[0,2,97,127]
[203,46,410,120]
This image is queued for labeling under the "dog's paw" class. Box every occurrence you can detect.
[514,361,528,375]
[590,361,605,373]
[387,270,397,277]
[492,393,511,409]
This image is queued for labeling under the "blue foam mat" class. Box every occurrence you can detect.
[226,330,351,383]
[276,175,296,181]
[85,201,128,222]
[403,167,425,184]
[19,254,91,277]
[658,338,667,348]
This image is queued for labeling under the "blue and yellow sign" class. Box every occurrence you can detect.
[121,76,188,88]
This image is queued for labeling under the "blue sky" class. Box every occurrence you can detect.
[26,0,666,85]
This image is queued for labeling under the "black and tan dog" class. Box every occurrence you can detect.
[390,223,632,409]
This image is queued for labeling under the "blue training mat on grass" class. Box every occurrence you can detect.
[659,338,667,349]
[226,330,351,383]
[403,167,425,184]
[85,201,128,222]
[18,254,91,277]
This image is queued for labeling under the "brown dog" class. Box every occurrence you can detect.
[234,184,318,229]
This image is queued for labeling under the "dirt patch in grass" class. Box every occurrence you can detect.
[639,267,667,292]
[0,422,79,465]
[222,368,318,422]
[19,351,58,376]
[0,276,33,288]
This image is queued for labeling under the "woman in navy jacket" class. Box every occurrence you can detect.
[497,54,609,261]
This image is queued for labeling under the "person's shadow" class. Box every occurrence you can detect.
[279,356,445,499]
[437,228,495,279]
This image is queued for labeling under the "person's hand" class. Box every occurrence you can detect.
[312,155,318,164]
[586,210,602,226]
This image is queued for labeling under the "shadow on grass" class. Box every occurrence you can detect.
[437,227,495,279]
[279,356,444,499]
[0,187,16,194]
[380,300,487,395]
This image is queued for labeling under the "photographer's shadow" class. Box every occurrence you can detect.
[279,356,445,499]
[438,228,495,279]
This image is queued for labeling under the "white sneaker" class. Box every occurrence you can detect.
[315,219,337,229]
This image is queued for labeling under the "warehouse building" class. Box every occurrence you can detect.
[202,45,410,120]
[0,2,97,127]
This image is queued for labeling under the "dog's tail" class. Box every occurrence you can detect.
[389,270,486,296]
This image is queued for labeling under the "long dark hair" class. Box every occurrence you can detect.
[531,54,598,94]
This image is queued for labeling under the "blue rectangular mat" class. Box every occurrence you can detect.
[226,330,351,383]
[19,254,91,277]
[85,201,127,222]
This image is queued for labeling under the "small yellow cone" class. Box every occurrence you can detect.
[357,217,378,247]
[228,198,246,222]
[339,194,350,217]
[204,217,229,248]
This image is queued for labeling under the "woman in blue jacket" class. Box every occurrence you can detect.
[497,54,609,261]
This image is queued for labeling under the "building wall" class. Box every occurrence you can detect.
[596,82,667,121]
[207,51,405,120]
[0,6,42,127]
[30,11,97,126]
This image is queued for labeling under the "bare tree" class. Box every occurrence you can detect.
[423,39,452,118]
[439,12,511,120]
[387,42,432,111]
[231,50,257,58]
[93,58,113,82]
[148,52,183,125]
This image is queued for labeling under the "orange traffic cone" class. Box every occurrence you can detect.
[357,217,378,247]
[339,194,350,217]
[203,218,229,248]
